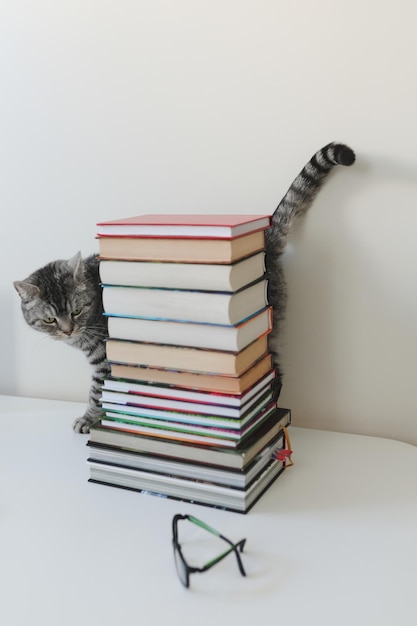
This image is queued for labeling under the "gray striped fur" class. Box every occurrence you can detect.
[14,252,109,433]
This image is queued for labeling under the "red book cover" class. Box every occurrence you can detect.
[97,213,271,239]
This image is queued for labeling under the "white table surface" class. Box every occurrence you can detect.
[1,394,417,626]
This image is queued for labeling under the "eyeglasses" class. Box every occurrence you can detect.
[172,513,246,588]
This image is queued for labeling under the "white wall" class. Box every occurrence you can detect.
[1,0,417,444]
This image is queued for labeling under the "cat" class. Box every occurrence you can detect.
[14,253,110,432]
[14,141,355,433]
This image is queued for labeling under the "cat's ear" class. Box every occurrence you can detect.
[13,281,40,301]
[67,251,83,277]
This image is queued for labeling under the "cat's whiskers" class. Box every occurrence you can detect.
[81,326,108,341]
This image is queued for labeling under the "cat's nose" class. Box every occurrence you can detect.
[61,323,74,336]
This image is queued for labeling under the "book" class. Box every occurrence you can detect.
[88,407,291,469]
[87,455,285,514]
[102,370,275,407]
[99,252,265,292]
[101,279,268,326]
[106,306,272,352]
[100,384,273,418]
[97,230,265,263]
[100,400,277,448]
[101,401,272,435]
[101,389,273,430]
[87,429,285,489]
[108,353,273,394]
[91,211,287,513]
[96,213,271,238]
[105,334,268,376]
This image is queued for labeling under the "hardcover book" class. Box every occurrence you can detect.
[87,455,285,514]
[97,230,265,263]
[108,353,274,394]
[106,307,272,352]
[105,334,268,376]
[102,369,275,407]
[101,389,273,431]
[99,252,265,292]
[101,403,272,435]
[97,213,271,238]
[100,399,277,448]
[101,279,268,326]
[87,429,285,489]
[88,407,291,470]
[100,385,273,419]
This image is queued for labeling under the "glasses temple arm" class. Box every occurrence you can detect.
[200,539,246,577]
[174,514,247,578]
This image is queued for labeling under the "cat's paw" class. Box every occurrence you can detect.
[73,416,93,434]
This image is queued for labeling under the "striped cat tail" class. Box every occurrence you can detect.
[265,142,355,400]
[266,142,355,255]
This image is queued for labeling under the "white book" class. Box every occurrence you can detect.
[99,253,265,292]
[102,279,268,325]
[87,456,285,513]
[106,306,272,351]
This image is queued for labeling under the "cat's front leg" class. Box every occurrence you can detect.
[73,404,103,433]
[73,357,110,433]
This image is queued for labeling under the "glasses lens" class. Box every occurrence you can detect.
[173,544,189,587]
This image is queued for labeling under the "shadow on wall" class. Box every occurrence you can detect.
[279,150,417,443]
[0,294,18,396]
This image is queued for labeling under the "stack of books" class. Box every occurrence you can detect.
[87,213,292,513]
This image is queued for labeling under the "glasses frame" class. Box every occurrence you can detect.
[172,513,247,588]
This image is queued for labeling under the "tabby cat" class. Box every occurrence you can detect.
[14,253,109,432]
[14,142,355,433]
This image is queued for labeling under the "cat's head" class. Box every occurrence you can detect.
[14,252,93,344]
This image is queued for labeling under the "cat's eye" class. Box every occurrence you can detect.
[72,308,82,317]
[43,317,56,324]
